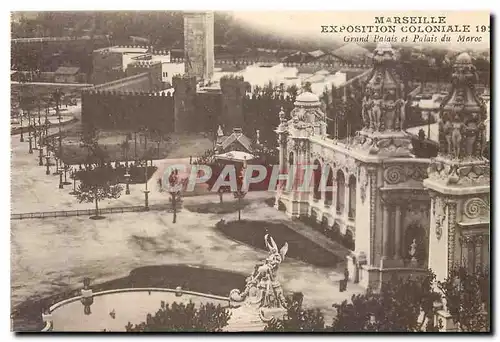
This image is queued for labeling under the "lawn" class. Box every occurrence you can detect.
[216,220,340,268]
[184,199,251,214]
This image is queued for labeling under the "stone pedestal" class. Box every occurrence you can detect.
[435,310,459,332]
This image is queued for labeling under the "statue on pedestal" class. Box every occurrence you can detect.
[229,235,289,320]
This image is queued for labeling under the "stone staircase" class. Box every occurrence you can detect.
[225,306,266,332]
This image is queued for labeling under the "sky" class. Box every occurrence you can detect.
[231,11,490,50]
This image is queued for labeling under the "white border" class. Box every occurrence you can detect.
[2,1,498,342]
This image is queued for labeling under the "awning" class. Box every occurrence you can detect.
[215,151,256,162]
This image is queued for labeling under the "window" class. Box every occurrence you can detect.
[336,170,345,213]
[348,176,356,219]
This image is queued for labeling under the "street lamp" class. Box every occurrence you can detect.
[28,136,33,154]
[124,170,131,195]
[19,112,24,142]
[63,164,71,185]
[69,168,78,195]
[58,167,64,189]
[45,154,51,175]
[143,160,149,210]
[53,155,60,176]
[38,143,44,166]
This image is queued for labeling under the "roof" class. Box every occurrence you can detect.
[218,129,253,152]
[215,151,256,162]
[55,66,80,75]
[308,50,325,58]
[331,43,370,61]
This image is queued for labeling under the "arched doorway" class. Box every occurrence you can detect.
[313,159,322,200]
[404,221,428,267]
[344,229,355,251]
[324,165,334,206]
[348,175,356,219]
[277,200,286,212]
[336,170,345,213]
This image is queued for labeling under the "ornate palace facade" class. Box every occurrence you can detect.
[274,43,490,297]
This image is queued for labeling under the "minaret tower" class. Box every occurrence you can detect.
[183,11,215,81]
[351,42,413,157]
[425,52,490,282]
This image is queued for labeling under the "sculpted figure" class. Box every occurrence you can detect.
[442,114,453,155]
[230,234,288,309]
[361,95,371,129]
[397,97,409,130]
[371,92,383,131]
[450,114,464,159]
[383,93,397,131]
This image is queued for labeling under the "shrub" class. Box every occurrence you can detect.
[125,300,232,332]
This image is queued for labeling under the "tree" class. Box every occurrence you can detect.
[167,169,182,224]
[266,272,443,332]
[264,292,326,332]
[125,300,231,332]
[75,167,123,219]
[437,265,490,332]
[80,124,107,166]
[332,273,441,332]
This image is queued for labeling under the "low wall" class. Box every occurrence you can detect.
[42,287,231,332]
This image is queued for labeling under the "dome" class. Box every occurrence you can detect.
[455,52,472,64]
[294,91,321,107]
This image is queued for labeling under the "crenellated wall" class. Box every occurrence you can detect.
[81,90,175,132]
[220,76,246,132]
[173,75,197,133]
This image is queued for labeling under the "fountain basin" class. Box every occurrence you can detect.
[43,288,230,332]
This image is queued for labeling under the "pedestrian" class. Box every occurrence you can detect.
[158,177,162,191]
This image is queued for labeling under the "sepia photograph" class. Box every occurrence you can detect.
[9,10,491,333]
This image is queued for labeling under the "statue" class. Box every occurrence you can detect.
[371,93,383,131]
[383,90,397,131]
[397,97,408,130]
[229,235,289,313]
[361,95,371,130]
[409,239,417,263]
[450,113,464,159]
[441,113,453,155]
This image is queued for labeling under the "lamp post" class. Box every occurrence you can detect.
[19,112,24,142]
[45,154,51,175]
[63,164,71,185]
[53,155,60,175]
[32,125,38,150]
[28,136,33,154]
[69,169,78,195]
[124,170,131,195]
[58,167,64,189]
[143,160,149,210]
[27,111,31,139]
[38,143,44,166]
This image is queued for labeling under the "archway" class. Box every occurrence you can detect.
[324,165,334,206]
[336,170,345,213]
[277,200,286,212]
[313,159,322,200]
[348,175,356,219]
[344,229,355,251]
[404,221,428,267]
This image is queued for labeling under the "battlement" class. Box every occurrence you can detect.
[83,88,174,97]
[136,57,371,70]
[128,60,162,68]
[115,44,154,50]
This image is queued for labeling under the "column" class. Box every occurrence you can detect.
[381,198,390,263]
[394,205,402,260]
